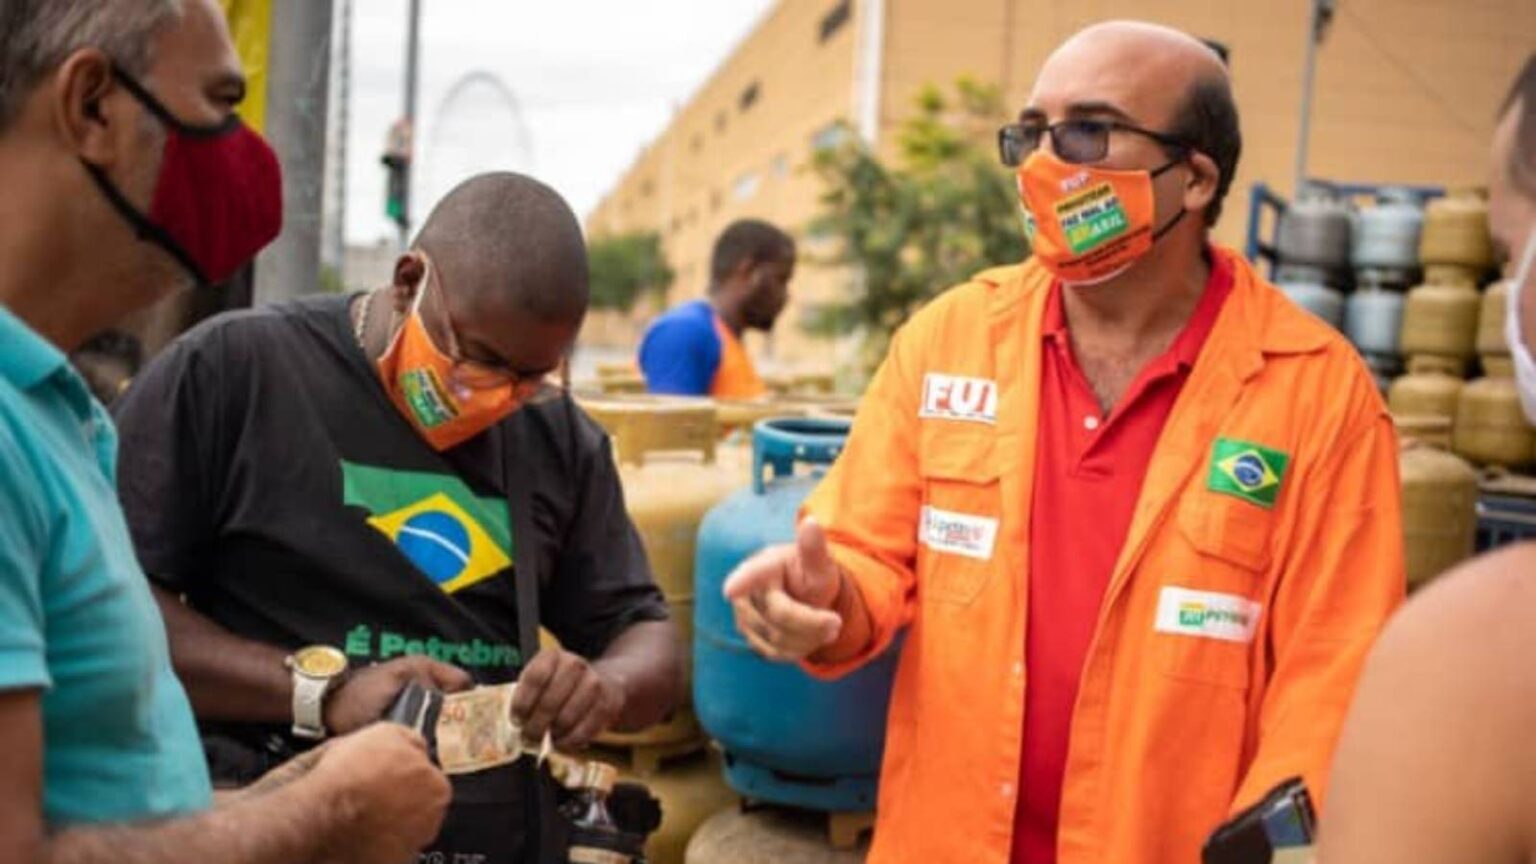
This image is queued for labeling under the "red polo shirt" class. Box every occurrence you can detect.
[1013,252,1234,864]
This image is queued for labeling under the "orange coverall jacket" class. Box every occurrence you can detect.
[802,247,1405,864]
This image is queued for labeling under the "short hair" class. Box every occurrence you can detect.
[709,219,795,286]
[1167,75,1243,226]
[415,172,589,321]
[1500,53,1536,199]
[0,0,183,131]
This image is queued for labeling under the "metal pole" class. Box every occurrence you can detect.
[324,0,351,277]
[399,0,421,249]
[1292,0,1323,194]
[255,0,334,305]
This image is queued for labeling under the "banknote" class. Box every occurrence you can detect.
[434,683,554,775]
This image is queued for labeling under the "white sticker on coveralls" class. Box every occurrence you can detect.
[1154,587,1262,644]
[919,506,998,560]
[919,373,998,424]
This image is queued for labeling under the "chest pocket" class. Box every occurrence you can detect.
[917,425,1001,606]
[1154,492,1278,689]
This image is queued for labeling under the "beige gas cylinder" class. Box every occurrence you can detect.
[686,806,871,864]
[1453,377,1536,467]
[790,372,836,395]
[1485,356,1516,379]
[1480,280,1512,377]
[783,395,861,421]
[1394,414,1455,451]
[714,400,808,483]
[596,747,738,864]
[583,400,744,753]
[761,373,793,396]
[578,393,712,436]
[1419,188,1494,273]
[1478,280,1510,354]
[1388,359,1466,428]
[1401,281,1480,367]
[716,399,804,435]
[1397,420,1479,588]
[599,374,647,395]
[1423,265,1481,289]
[597,360,639,380]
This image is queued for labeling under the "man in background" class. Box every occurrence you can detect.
[638,218,794,398]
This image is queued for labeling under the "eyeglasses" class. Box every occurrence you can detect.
[998,118,1191,167]
[429,275,551,397]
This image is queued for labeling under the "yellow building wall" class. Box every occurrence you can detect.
[588,0,1534,370]
[879,0,1535,248]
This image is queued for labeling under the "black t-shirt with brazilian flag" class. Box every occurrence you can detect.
[113,294,664,859]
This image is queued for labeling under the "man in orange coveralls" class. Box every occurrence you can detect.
[723,20,1405,864]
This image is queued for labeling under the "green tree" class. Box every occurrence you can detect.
[587,231,675,312]
[807,77,1026,371]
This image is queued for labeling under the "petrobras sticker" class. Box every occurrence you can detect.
[1154,587,1262,644]
[920,373,998,424]
[919,506,998,561]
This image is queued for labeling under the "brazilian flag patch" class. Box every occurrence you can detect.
[341,460,512,594]
[1207,438,1290,509]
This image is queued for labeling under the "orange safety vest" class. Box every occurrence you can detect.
[802,247,1404,864]
[710,314,767,399]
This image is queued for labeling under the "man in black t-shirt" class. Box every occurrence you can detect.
[114,173,682,863]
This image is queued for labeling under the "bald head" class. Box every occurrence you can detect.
[1026,20,1241,224]
[1045,21,1229,98]
[415,172,589,322]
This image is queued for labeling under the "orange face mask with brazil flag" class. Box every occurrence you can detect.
[376,258,524,451]
[1016,148,1186,285]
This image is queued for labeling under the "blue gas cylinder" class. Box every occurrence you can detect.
[693,417,902,812]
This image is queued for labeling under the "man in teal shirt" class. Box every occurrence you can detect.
[0,305,212,823]
[0,2,452,861]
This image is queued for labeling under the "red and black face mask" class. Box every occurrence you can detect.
[82,65,283,287]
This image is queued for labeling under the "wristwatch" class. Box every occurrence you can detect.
[285,645,349,740]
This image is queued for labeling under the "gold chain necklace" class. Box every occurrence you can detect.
[353,289,376,347]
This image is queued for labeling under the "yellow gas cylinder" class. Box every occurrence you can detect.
[1479,279,1512,378]
[782,395,861,421]
[599,374,647,395]
[761,373,793,396]
[686,806,871,864]
[1400,280,1480,371]
[715,399,803,436]
[582,400,744,753]
[595,746,738,864]
[1397,419,1479,589]
[1423,265,1481,289]
[597,360,640,380]
[578,393,712,435]
[1419,188,1494,274]
[715,399,809,483]
[1394,414,1454,451]
[1453,376,1536,468]
[1388,359,1466,427]
[790,372,836,396]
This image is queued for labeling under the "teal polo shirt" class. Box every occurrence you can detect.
[0,304,211,826]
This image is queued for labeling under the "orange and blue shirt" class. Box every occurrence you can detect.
[638,300,766,398]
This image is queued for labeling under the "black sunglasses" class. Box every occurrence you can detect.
[998,119,1191,167]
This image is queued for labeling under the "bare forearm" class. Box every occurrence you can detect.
[592,619,683,731]
[152,586,291,724]
[45,777,339,864]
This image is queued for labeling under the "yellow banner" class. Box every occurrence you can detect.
[218,0,273,133]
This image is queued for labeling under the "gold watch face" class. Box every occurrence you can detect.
[292,646,348,678]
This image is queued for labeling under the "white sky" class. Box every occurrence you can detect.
[340,0,775,245]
